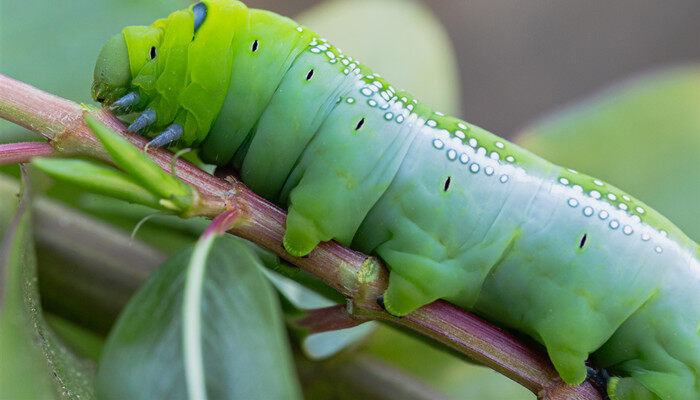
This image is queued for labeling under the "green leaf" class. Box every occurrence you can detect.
[97,235,301,400]
[297,0,461,115]
[0,169,94,399]
[32,157,165,210]
[517,65,700,241]
[85,115,192,211]
[45,314,105,362]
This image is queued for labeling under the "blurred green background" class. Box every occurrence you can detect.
[1,0,698,399]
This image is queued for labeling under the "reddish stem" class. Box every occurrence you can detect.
[0,142,55,165]
[293,305,368,334]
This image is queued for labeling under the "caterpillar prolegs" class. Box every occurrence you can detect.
[92,1,700,398]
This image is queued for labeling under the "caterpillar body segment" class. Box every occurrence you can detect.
[92,1,700,399]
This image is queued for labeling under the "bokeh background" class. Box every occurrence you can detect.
[250,0,700,135]
[1,0,698,399]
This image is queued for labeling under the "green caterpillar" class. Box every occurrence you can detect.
[91,1,699,398]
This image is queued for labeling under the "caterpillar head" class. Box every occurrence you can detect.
[92,33,130,103]
[92,26,161,105]
[91,2,210,146]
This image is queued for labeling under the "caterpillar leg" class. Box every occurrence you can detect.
[607,377,660,400]
[127,109,156,132]
[282,206,325,257]
[148,124,183,147]
[541,335,590,385]
[382,272,438,316]
[109,91,140,112]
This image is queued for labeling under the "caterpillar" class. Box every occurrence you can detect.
[91,1,699,399]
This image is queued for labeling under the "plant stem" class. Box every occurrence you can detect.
[0,142,55,165]
[292,305,367,334]
[0,72,602,399]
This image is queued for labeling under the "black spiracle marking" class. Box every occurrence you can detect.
[443,176,452,192]
[579,233,588,249]
[149,46,156,59]
[306,69,314,81]
[355,118,365,130]
[251,40,259,52]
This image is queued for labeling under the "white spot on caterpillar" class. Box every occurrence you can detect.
[506,155,515,163]
[435,111,444,116]
[476,147,487,156]
[583,206,594,217]
[568,168,578,174]
[593,179,604,186]
[368,100,377,107]
[458,122,468,130]
[455,130,466,139]
[559,177,570,185]
[622,195,631,201]
[568,198,579,207]
[433,139,444,149]
[495,141,505,149]
[623,225,633,235]
[590,190,601,199]
[618,203,628,211]
[572,184,583,192]
[396,115,404,123]
[470,163,480,173]
[296,26,303,32]
[459,153,469,164]
[310,48,321,53]
[499,174,509,183]
[468,138,478,148]
[484,166,494,175]
[361,88,372,96]
[636,206,645,214]
[427,120,437,127]
[599,210,609,220]
[384,112,393,120]
[447,149,457,160]
[655,246,663,254]
[489,152,500,160]
[609,220,620,229]
[346,97,355,104]
[641,233,651,241]
[660,230,668,237]
[607,193,617,201]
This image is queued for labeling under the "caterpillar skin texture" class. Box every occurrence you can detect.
[92,1,699,398]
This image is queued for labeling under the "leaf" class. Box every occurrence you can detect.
[85,115,192,211]
[517,65,700,241]
[0,168,94,399]
[296,0,461,115]
[96,235,302,400]
[32,157,165,210]
[45,313,105,362]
